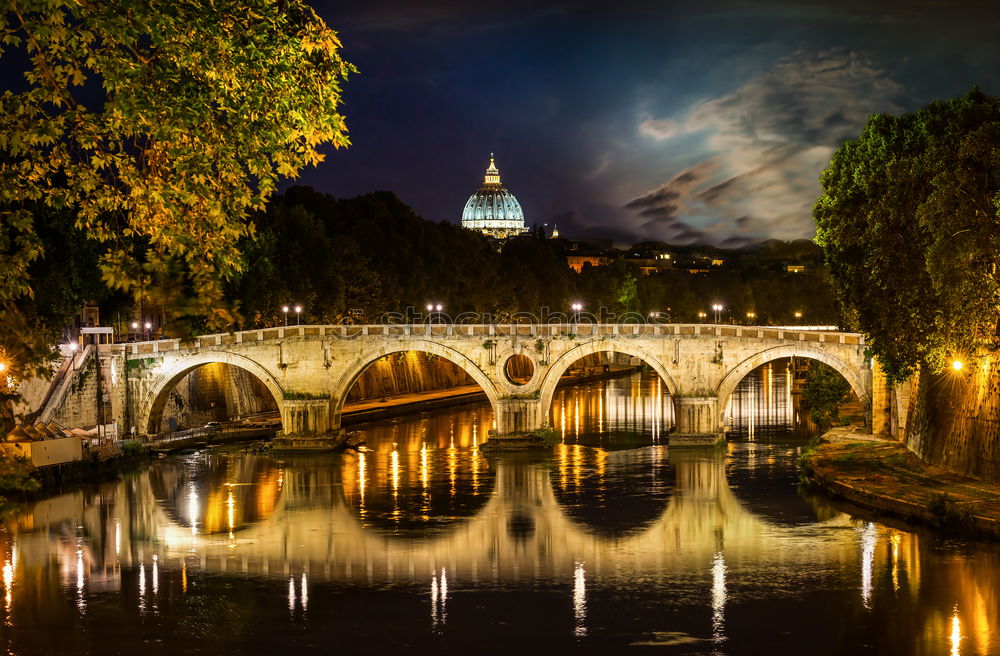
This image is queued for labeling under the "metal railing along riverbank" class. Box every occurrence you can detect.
[147,424,276,451]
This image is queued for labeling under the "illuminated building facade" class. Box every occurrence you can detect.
[461,154,527,239]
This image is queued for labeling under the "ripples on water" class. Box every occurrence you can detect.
[0,367,997,654]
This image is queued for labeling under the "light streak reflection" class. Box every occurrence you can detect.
[860,522,877,608]
[711,552,726,646]
[951,607,962,656]
[573,561,587,637]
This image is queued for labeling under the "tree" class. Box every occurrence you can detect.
[814,89,1000,382]
[802,361,851,434]
[0,0,355,342]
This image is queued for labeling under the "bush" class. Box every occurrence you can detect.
[119,439,146,457]
[0,451,40,497]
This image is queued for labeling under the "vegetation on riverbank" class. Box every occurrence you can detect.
[0,445,154,516]
[801,361,852,433]
[0,451,41,501]
[815,88,1000,383]
[801,435,1000,539]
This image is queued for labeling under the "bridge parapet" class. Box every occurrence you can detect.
[124,324,863,358]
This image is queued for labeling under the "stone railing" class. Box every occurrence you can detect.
[124,323,863,357]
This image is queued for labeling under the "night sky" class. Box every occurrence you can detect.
[296,0,1000,247]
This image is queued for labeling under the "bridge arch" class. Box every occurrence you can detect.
[715,345,870,426]
[331,340,501,429]
[138,351,286,435]
[538,340,678,424]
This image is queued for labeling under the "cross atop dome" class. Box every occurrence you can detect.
[484,153,501,185]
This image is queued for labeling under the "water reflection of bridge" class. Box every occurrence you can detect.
[6,447,998,654]
[11,449,862,584]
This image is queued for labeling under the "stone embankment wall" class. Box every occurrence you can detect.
[19,347,124,432]
[903,359,1000,483]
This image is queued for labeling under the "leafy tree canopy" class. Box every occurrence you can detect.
[233,187,841,328]
[0,0,355,338]
[815,88,1000,383]
[802,361,851,434]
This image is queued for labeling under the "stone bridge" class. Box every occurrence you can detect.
[115,323,871,441]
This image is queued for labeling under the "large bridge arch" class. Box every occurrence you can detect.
[137,351,286,436]
[715,345,870,426]
[331,340,501,429]
[538,340,678,424]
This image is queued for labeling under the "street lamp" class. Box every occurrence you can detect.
[282,305,289,326]
[570,302,583,324]
[712,303,723,324]
[794,311,803,323]
[697,311,707,322]
[746,311,756,324]
[294,305,302,326]
[144,322,152,339]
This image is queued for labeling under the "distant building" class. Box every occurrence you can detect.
[784,264,806,273]
[461,154,528,239]
[566,255,610,272]
[550,224,560,238]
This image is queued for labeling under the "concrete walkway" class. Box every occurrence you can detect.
[805,428,1000,539]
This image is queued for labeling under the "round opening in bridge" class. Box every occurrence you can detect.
[504,354,534,386]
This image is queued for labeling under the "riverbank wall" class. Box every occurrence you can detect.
[897,359,1000,483]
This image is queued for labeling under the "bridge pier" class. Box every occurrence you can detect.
[280,398,335,437]
[494,398,545,435]
[480,398,551,451]
[671,396,724,446]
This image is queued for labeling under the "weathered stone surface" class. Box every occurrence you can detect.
[108,324,871,441]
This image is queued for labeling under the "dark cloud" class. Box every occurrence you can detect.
[629,50,906,244]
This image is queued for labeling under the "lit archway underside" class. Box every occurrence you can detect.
[141,351,285,435]
[332,341,501,427]
[538,341,679,420]
[715,345,869,425]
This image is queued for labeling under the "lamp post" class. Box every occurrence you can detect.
[426,303,443,323]
[294,305,302,326]
[282,305,289,326]
[712,303,723,324]
[571,302,583,325]
[697,311,707,322]
[746,311,756,325]
[793,311,802,324]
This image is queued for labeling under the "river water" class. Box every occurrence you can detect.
[1,367,997,654]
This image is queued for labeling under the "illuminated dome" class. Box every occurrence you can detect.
[461,154,527,239]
